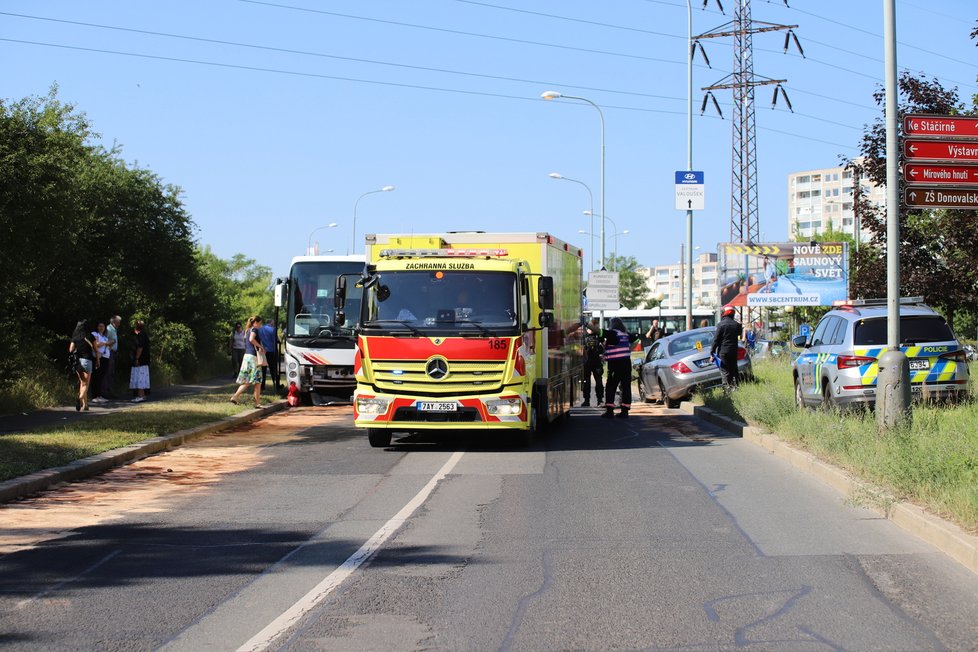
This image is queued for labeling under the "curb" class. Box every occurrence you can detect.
[0,402,288,504]
[680,401,978,576]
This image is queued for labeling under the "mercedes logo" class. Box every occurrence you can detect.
[426,357,449,380]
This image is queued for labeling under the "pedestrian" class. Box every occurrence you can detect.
[230,315,265,408]
[89,321,109,403]
[710,305,743,390]
[129,319,151,403]
[645,318,663,343]
[588,317,639,419]
[101,315,121,399]
[581,317,604,407]
[230,322,246,378]
[259,318,280,393]
[68,319,96,412]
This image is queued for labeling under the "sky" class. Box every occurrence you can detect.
[4,1,976,278]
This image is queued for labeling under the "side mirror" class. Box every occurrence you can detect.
[791,334,808,348]
[538,312,554,328]
[335,310,346,327]
[334,276,347,310]
[274,280,287,308]
[538,276,554,311]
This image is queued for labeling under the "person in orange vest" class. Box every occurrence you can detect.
[588,317,639,419]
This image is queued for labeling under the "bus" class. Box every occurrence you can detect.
[274,255,365,404]
[596,307,717,348]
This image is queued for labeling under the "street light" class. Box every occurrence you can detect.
[307,222,338,255]
[352,185,395,254]
[541,90,606,271]
[549,172,595,271]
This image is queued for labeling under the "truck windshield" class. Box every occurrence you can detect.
[288,260,364,338]
[362,270,518,334]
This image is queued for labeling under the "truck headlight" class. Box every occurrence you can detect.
[356,397,391,415]
[485,397,523,416]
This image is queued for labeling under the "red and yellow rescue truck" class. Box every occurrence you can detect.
[333,232,583,447]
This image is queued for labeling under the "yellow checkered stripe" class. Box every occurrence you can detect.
[853,346,958,386]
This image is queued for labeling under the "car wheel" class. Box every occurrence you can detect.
[367,428,392,448]
[660,380,681,409]
[794,378,806,409]
[638,377,649,403]
[822,382,836,410]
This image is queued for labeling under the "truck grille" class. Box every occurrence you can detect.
[392,407,481,423]
[372,359,507,395]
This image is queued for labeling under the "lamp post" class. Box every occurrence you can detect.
[541,91,606,270]
[352,185,395,255]
[549,172,595,271]
[307,222,338,255]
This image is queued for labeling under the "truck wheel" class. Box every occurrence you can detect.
[367,428,392,448]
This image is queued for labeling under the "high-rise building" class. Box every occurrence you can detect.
[787,163,885,242]
[638,252,720,310]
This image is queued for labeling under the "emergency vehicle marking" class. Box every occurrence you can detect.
[363,337,512,360]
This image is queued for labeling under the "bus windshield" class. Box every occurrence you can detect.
[288,260,364,338]
[362,270,518,335]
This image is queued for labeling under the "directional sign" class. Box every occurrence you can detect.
[903,139,978,162]
[586,271,620,311]
[904,114,978,139]
[905,163,978,185]
[903,186,978,209]
[675,170,705,211]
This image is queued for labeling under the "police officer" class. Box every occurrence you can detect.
[581,317,604,407]
[711,305,743,389]
[589,317,639,419]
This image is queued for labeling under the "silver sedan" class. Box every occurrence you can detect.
[636,327,752,408]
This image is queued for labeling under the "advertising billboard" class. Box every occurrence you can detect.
[718,242,848,308]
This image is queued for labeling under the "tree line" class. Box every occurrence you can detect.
[0,87,272,405]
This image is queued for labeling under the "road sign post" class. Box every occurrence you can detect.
[674,171,704,211]
[902,115,978,211]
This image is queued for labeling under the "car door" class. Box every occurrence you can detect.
[797,316,838,403]
[641,342,664,400]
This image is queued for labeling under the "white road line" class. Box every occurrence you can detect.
[16,549,122,609]
[236,450,465,652]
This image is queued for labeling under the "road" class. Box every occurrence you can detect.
[1,403,976,651]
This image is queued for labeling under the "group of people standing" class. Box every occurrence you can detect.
[229,315,280,408]
[68,316,150,411]
[581,316,640,419]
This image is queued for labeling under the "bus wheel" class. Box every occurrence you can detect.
[367,429,392,448]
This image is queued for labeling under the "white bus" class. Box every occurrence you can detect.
[274,255,365,404]
[596,307,717,346]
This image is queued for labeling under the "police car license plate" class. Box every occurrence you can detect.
[418,401,457,412]
[909,359,930,371]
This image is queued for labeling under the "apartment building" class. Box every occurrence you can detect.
[638,252,719,310]
[787,163,886,241]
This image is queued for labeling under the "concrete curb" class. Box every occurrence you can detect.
[0,402,288,504]
[681,401,978,576]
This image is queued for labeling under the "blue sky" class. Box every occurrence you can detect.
[5,1,975,277]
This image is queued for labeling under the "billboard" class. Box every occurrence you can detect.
[718,242,848,308]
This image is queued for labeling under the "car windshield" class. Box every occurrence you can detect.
[668,330,715,357]
[854,315,955,345]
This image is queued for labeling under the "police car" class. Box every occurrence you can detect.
[791,298,971,408]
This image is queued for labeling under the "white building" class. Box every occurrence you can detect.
[787,162,885,242]
[638,252,720,310]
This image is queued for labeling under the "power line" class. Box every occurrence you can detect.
[0,37,858,150]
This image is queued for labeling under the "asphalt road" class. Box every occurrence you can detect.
[1,403,976,651]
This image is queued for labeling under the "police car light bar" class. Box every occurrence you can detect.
[832,296,925,307]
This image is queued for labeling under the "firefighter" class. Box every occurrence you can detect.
[710,305,743,389]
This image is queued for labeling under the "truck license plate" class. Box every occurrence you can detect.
[418,401,457,412]
[909,359,930,371]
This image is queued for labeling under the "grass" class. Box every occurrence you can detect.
[697,358,978,532]
[0,386,258,483]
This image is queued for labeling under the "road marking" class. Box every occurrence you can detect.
[17,549,122,609]
[236,451,465,652]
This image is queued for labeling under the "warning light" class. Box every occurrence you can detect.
[435,271,444,279]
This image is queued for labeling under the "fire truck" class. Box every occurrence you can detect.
[333,232,584,446]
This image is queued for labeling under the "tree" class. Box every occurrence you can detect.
[607,255,650,310]
[844,71,978,331]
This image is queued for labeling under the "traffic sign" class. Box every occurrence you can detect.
[905,163,978,185]
[904,114,978,138]
[903,186,978,209]
[586,271,619,311]
[903,139,978,162]
[674,170,704,211]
